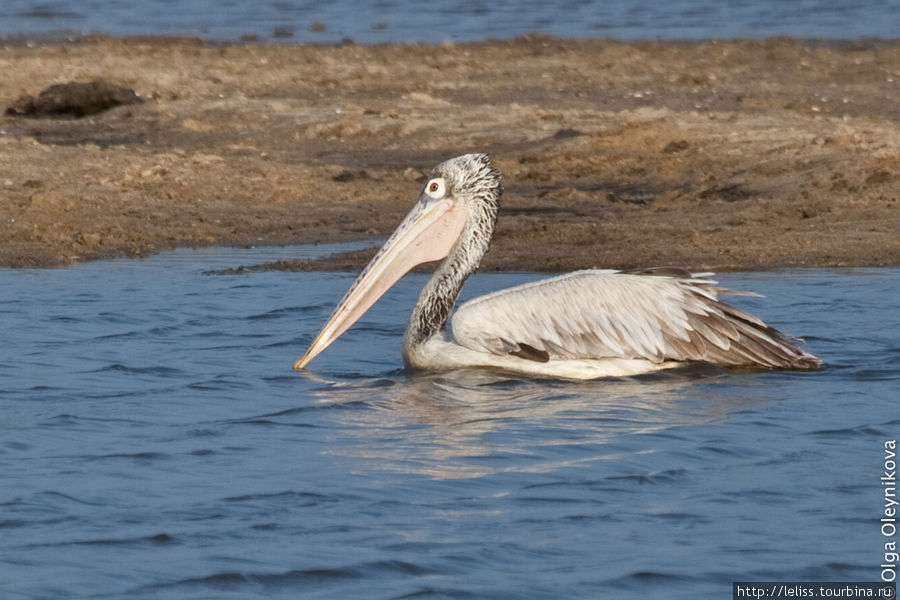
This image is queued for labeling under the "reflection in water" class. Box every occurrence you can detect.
[304,366,768,479]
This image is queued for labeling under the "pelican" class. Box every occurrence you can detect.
[294,153,820,379]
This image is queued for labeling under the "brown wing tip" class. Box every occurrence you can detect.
[510,343,551,363]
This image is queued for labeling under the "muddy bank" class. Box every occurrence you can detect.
[1,35,898,270]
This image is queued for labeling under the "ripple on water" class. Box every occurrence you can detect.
[90,363,189,377]
[222,490,343,505]
[140,559,444,597]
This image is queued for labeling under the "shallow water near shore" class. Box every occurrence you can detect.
[1,245,897,599]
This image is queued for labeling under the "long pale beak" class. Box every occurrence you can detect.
[294,195,468,370]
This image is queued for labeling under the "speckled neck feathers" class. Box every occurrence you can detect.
[404,154,502,348]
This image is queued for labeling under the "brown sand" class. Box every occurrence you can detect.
[1,35,898,271]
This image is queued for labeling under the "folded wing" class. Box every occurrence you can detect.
[450,270,820,369]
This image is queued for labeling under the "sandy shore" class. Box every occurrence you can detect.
[1,35,898,270]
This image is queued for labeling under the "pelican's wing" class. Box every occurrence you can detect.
[450,270,820,369]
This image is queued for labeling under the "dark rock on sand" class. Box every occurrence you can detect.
[5,79,143,118]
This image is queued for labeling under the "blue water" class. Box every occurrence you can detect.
[1,0,899,42]
[1,245,897,599]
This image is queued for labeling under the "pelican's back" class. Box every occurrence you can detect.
[450,270,820,369]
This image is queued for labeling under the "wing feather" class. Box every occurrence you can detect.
[450,270,820,369]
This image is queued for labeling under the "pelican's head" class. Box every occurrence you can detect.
[293,153,502,370]
[423,152,502,218]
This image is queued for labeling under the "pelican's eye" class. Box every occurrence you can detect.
[424,177,446,199]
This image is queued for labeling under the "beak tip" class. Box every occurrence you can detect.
[294,339,325,371]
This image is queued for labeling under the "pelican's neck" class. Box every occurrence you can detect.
[404,198,497,350]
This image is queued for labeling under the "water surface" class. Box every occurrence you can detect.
[1,247,897,599]
[2,0,899,42]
